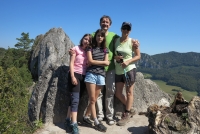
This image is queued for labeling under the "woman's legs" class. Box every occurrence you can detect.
[125,84,134,111]
[66,106,71,119]
[115,82,134,111]
[70,92,80,123]
[117,83,135,126]
[65,72,83,133]
[86,82,102,120]
[115,82,126,105]
[71,112,78,123]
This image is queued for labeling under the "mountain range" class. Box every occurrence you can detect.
[137,51,200,95]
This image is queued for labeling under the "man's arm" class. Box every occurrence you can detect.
[131,39,140,49]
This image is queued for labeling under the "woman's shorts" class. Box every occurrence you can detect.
[84,72,105,86]
[115,68,136,83]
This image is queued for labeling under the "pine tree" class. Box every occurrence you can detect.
[15,32,34,51]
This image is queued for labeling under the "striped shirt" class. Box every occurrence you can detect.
[86,47,109,77]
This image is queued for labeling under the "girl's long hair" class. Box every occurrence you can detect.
[79,34,92,47]
[91,29,106,49]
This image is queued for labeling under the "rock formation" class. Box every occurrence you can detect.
[28,28,74,123]
[28,28,171,125]
[145,94,200,134]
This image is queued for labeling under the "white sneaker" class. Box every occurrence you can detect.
[107,118,115,125]
[98,117,103,121]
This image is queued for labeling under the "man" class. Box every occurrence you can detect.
[95,15,118,125]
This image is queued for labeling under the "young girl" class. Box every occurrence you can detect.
[114,22,141,126]
[65,34,92,134]
[84,29,109,132]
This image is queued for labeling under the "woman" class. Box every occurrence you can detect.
[65,33,92,134]
[84,29,109,132]
[114,22,141,126]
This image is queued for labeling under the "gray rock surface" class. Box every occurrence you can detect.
[134,72,171,112]
[28,28,171,126]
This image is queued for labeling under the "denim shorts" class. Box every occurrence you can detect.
[84,72,105,86]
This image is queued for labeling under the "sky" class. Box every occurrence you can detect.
[0,0,199,55]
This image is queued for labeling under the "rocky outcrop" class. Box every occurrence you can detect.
[28,28,74,123]
[146,96,200,134]
[28,28,171,124]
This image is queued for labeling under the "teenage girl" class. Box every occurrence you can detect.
[84,29,109,132]
[65,34,92,134]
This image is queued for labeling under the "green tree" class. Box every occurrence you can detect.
[15,32,34,51]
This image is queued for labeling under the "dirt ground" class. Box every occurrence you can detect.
[34,114,149,134]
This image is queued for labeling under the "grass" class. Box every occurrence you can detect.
[152,80,197,101]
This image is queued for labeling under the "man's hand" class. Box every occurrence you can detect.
[69,48,75,56]
[132,39,140,49]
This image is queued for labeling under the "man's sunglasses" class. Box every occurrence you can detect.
[122,26,131,31]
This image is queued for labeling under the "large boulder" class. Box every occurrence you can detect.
[28,28,74,123]
[28,28,171,124]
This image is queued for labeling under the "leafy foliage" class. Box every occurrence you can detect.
[0,67,34,133]
[1,48,32,87]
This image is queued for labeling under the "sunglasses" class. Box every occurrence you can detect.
[122,26,131,31]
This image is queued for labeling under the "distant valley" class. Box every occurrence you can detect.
[137,51,200,96]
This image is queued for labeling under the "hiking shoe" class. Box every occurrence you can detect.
[83,117,93,125]
[95,123,107,132]
[71,123,79,134]
[64,119,72,132]
[130,107,136,117]
[117,113,131,126]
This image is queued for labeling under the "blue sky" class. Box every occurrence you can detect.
[0,0,199,55]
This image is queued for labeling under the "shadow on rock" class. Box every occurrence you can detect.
[127,126,149,134]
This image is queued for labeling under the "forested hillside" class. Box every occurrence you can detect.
[137,51,200,96]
